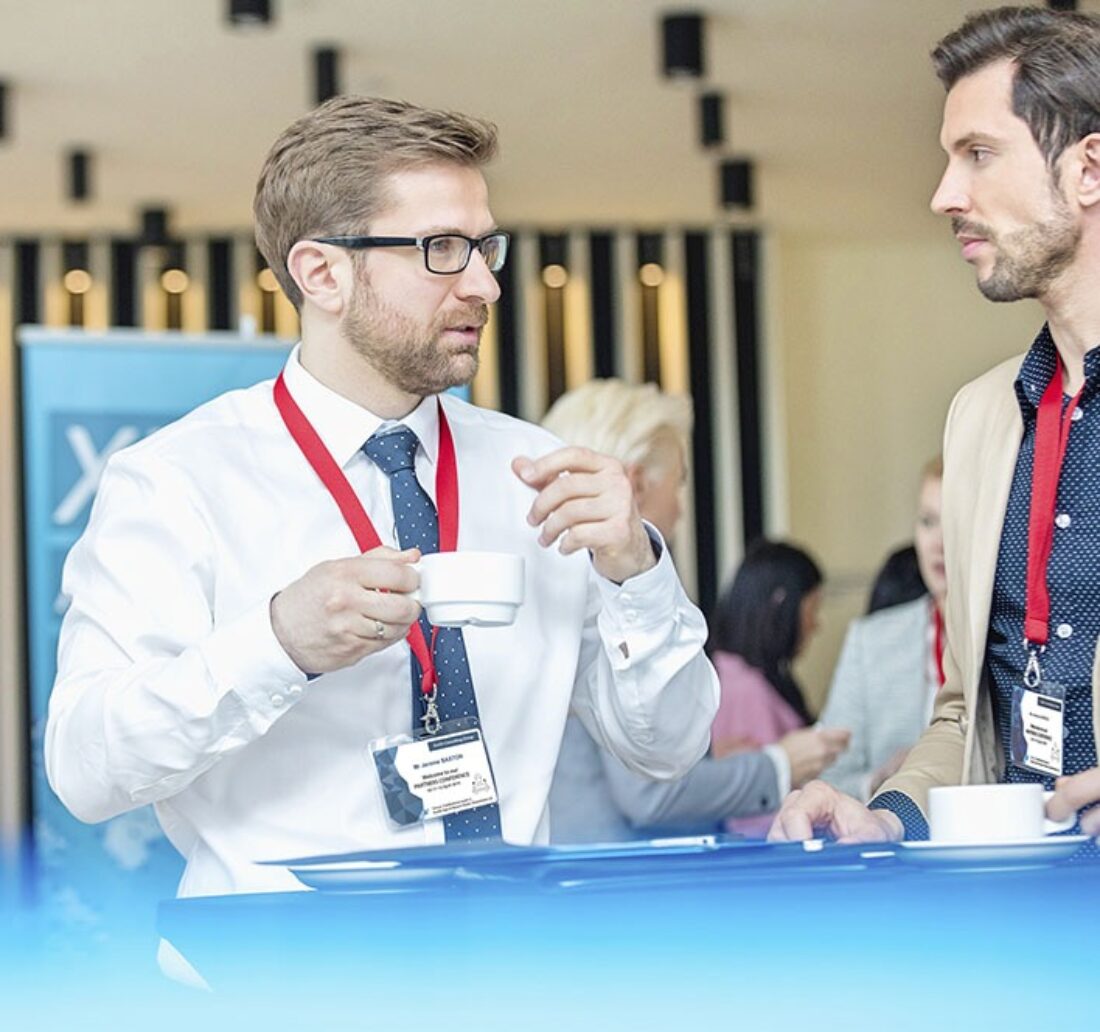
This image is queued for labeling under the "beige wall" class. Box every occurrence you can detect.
[773,232,1043,712]
[0,228,1055,821]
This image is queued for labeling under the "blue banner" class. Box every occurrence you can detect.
[19,328,292,929]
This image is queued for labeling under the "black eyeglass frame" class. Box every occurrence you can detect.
[310,231,510,274]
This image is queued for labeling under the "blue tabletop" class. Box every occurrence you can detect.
[5,837,1098,1031]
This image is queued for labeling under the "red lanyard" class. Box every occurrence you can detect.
[932,605,945,689]
[1024,354,1084,649]
[273,371,459,698]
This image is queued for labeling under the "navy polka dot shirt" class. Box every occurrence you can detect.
[874,326,1100,840]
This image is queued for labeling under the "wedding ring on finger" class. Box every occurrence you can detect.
[373,618,386,640]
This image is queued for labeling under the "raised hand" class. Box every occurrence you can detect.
[513,447,656,584]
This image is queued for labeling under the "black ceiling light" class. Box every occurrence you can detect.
[0,81,9,141]
[228,0,272,26]
[314,46,340,105]
[62,240,89,274]
[720,159,754,209]
[67,148,91,202]
[661,12,705,79]
[139,206,172,246]
[699,91,725,148]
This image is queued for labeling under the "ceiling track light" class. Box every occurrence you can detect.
[67,148,91,202]
[314,46,340,106]
[661,12,705,79]
[62,240,90,274]
[139,206,171,246]
[699,92,725,148]
[228,0,273,26]
[720,159,754,210]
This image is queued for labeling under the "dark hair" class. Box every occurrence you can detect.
[866,545,928,615]
[932,6,1100,169]
[708,539,822,724]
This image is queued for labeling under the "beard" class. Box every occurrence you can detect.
[342,277,487,397]
[954,191,1081,303]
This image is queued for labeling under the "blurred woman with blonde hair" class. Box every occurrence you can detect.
[545,379,848,842]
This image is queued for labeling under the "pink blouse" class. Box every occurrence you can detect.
[710,651,805,838]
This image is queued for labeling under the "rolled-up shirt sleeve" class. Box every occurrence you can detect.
[569,524,719,780]
[45,451,306,825]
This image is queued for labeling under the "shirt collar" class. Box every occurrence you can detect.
[1013,324,1100,416]
[281,344,440,470]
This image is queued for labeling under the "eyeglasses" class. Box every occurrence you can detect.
[311,232,510,275]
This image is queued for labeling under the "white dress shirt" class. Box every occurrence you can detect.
[45,347,718,898]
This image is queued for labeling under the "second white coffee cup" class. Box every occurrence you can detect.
[407,551,525,628]
[927,783,1075,844]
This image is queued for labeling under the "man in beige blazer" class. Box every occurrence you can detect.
[771,5,1100,843]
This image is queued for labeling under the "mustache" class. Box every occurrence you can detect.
[951,217,993,240]
[443,305,489,329]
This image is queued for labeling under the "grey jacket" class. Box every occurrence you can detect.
[819,596,934,800]
[548,713,780,843]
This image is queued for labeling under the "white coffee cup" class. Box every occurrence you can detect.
[927,783,1075,844]
[408,551,524,627]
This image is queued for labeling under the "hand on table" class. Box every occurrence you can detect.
[779,727,852,788]
[767,779,904,843]
[1047,767,1100,835]
[270,546,422,675]
[513,447,656,584]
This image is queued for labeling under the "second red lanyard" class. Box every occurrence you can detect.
[1024,354,1084,653]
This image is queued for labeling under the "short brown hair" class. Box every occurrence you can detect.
[931,6,1100,169]
[253,95,498,308]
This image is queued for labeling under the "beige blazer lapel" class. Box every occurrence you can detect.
[945,357,1024,781]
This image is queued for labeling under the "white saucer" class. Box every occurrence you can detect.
[895,835,1091,869]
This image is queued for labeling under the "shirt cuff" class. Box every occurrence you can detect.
[762,743,792,798]
[593,537,684,670]
[869,790,929,841]
[198,599,310,727]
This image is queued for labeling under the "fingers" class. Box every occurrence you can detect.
[1080,807,1100,836]
[351,547,421,593]
[820,727,852,749]
[513,448,611,490]
[524,471,611,531]
[767,781,836,842]
[767,790,814,842]
[533,497,614,549]
[1048,767,1100,821]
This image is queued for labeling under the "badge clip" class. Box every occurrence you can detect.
[420,684,442,736]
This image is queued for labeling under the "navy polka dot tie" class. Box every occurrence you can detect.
[363,426,502,842]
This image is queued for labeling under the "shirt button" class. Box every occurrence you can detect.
[1056,623,1073,640]
[1071,408,1084,422]
[625,610,639,623]
[271,693,286,707]
[288,684,303,697]
[1056,513,1072,529]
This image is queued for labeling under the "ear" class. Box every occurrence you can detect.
[285,240,355,315]
[1074,133,1100,210]
[625,462,648,506]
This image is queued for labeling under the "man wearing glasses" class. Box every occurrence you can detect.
[45,96,718,900]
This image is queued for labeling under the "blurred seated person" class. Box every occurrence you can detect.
[818,458,946,800]
[709,541,851,836]
[545,380,846,843]
[866,545,926,614]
